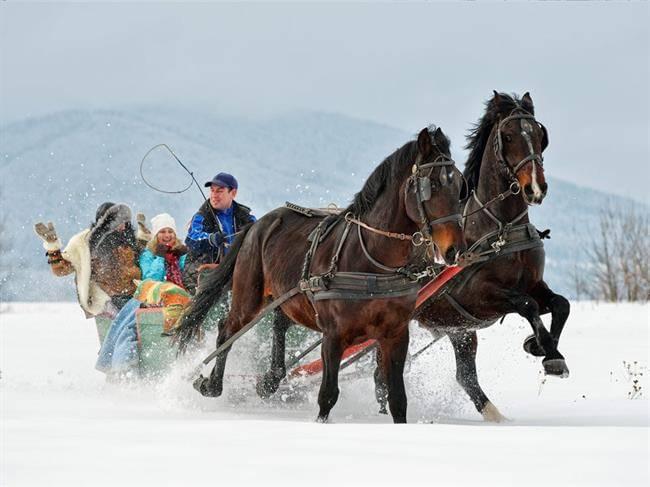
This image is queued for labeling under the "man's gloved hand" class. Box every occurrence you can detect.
[208,231,225,247]
[34,222,62,250]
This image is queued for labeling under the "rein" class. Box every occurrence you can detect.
[344,213,414,242]
[461,180,521,224]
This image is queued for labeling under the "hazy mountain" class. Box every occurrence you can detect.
[0,108,645,301]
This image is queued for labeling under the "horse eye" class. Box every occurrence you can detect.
[505,135,512,143]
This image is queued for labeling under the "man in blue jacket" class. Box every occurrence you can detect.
[182,172,256,294]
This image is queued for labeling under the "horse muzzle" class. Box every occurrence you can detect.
[522,181,547,206]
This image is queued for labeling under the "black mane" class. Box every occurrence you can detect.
[345,126,450,217]
[463,93,535,193]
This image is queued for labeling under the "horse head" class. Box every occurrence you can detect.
[404,126,466,265]
[490,91,549,205]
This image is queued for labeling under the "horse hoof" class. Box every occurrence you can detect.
[481,401,508,423]
[392,416,407,424]
[193,376,222,397]
[255,375,278,399]
[523,335,545,357]
[543,358,570,378]
[378,406,388,415]
[316,415,329,423]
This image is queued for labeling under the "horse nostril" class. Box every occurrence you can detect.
[523,185,535,198]
[540,182,548,195]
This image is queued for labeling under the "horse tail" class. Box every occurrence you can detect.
[176,223,254,351]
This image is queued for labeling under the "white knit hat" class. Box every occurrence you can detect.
[150,213,177,237]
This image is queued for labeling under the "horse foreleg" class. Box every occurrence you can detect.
[256,310,292,398]
[524,282,570,357]
[373,348,389,415]
[447,331,506,422]
[378,329,409,424]
[509,293,569,378]
[316,333,344,423]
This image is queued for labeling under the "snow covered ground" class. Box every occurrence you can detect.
[1,302,648,486]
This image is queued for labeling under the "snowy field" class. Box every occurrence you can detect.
[1,302,648,486]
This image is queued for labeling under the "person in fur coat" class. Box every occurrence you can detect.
[138,213,187,287]
[34,202,148,317]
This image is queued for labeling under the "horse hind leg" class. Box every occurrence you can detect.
[194,254,267,398]
[524,283,571,357]
[256,309,292,399]
[373,348,389,415]
[448,331,506,423]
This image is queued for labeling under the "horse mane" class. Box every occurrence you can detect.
[345,125,450,217]
[463,92,535,194]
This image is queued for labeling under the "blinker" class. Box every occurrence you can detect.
[439,168,449,186]
[418,177,432,201]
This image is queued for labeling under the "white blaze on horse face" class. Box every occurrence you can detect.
[529,160,543,202]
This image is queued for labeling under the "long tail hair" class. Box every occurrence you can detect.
[176,223,254,351]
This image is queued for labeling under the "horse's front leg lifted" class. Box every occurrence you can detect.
[524,282,571,357]
[510,294,569,378]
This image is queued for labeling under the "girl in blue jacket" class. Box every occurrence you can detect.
[139,213,187,287]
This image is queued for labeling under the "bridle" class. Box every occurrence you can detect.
[493,107,547,185]
[341,146,464,275]
[463,106,548,226]
[406,152,463,247]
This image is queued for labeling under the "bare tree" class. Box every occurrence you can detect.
[580,203,649,302]
[570,262,590,301]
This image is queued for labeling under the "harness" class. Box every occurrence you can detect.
[196,151,464,368]
[296,152,463,307]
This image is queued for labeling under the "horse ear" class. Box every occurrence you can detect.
[433,127,447,148]
[417,127,433,157]
[522,91,534,112]
[492,90,501,104]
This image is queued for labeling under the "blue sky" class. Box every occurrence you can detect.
[1,1,648,202]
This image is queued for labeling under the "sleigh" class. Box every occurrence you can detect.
[95,301,224,377]
[95,308,175,377]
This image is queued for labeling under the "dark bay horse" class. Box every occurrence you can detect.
[177,126,466,423]
[383,92,570,422]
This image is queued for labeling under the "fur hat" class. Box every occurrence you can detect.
[150,213,177,237]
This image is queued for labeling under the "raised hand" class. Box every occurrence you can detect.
[34,222,59,243]
[136,212,152,239]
